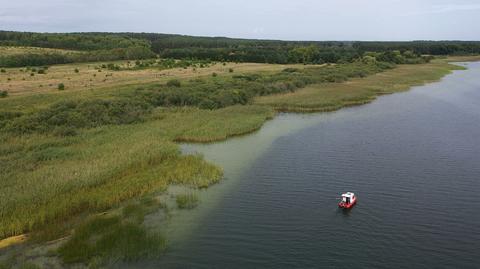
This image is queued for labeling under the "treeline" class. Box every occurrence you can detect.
[0,31,150,51]
[1,31,479,67]
[0,47,155,67]
[0,31,155,67]
[122,33,358,63]
[353,41,480,55]
[119,33,480,63]
[156,46,360,64]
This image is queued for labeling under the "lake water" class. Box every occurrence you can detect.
[151,62,480,268]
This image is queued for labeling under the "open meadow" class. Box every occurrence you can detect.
[0,46,82,56]
[0,60,300,97]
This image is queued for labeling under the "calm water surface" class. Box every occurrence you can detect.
[151,62,480,268]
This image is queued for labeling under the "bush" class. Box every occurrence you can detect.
[0,90,8,98]
[37,69,46,74]
[228,68,234,73]
[0,69,5,73]
[106,63,120,71]
[282,68,299,73]
[53,126,78,137]
[4,99,152,134]
[166,79,181,87]
[58,83,65,91]
[74,68,79,73]
[212,72,218,77]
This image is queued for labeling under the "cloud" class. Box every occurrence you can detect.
[0,14,51,25]
[0,0,479,40]
[404,3,480,16]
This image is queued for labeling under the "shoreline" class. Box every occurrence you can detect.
[174,59,467,145]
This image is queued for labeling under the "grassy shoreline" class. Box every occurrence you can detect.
[255,60,465,112]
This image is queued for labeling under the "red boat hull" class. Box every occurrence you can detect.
[338,197,357,209]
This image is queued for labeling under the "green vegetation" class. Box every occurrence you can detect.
[0,57,467,243]
[1,51,472,247]
[0,32,149,51]
[125,58,214,71]
[58,199,166,265]
[166,79,181,87]
[176,193,199,209]
[354,41,480,55]
[0,30,475,267]
[0,103,281,239]
[0,32,154,67]
[133,61,392,110]
[0,61,390,136]
[0,47,155,68]
[255,60,464,112]
[3,31,479,68]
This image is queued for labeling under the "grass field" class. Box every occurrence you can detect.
[0,61,303,97]
[255,60,464,112]
[0,46,81,56]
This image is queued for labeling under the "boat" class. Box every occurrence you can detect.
[338,192,357,209]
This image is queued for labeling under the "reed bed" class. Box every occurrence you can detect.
[255,61,464,112]
[0,104,276,239]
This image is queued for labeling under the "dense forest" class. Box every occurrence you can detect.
[1,31,480,67]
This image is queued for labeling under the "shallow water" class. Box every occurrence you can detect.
[149,62,480,268]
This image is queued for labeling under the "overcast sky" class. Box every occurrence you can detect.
[1,0,479,41]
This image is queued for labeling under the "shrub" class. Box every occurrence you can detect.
[228,68,234,73]
[106,63,120,71]
[58,83,65,91]
[74,68,79,73]
[37,69,45,74]
[212,72,218,77]
[282,68,299,73]
[5,99,152,134]
[0,69,5,73]
[166,79,181,87]
[0,90,8,98]
[53,126,78,137]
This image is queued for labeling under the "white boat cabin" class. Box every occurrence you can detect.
[341,192,355,204]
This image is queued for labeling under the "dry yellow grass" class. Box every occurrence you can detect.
[0,235,27,249]
[439,55,480,62]
[0,46,81,56]
[0,61,305,96]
